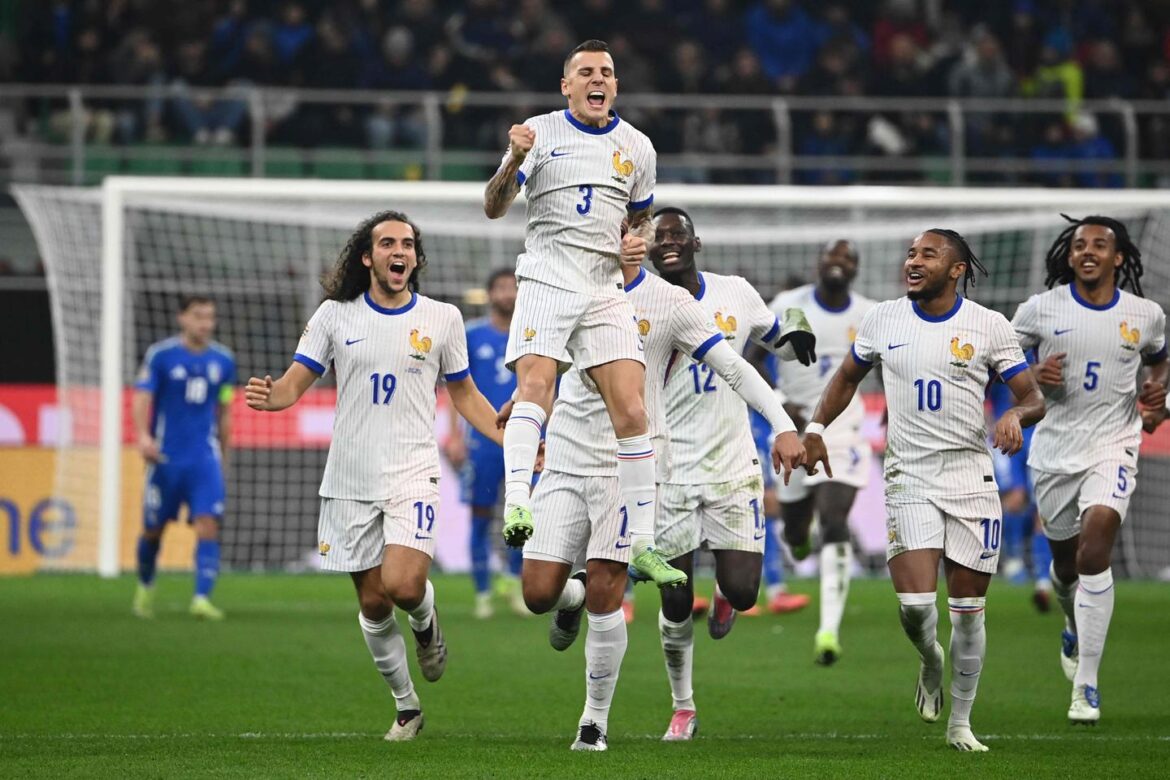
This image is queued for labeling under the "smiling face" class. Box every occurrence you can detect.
[561,49,617,124]
[649,211,701,276]
[1068,223,1121,289]
[817,239,858,292]
[363,219,418,297]
[904,232,963,301]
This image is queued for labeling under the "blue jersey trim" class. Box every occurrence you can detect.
[1000,361,1029,381]
[850,343,873,367]
[516,170,526,186]
[364,291,417,315]
[444,367,471,383]
[761,316,780,343]
[911,295,963,323]
[294,353,325,375]
[1143,345,1168,365]
[813,288,851,313]
[562,108,621,135]
[692,333,724,361]
[629,194,654,211]
[624,267,647,292]
[1069,283,1120,311]
[694,272,707,301]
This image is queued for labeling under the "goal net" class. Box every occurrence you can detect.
[13,179,1170,579]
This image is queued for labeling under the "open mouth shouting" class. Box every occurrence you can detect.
[388,259,409,286]
[586,90,606,110]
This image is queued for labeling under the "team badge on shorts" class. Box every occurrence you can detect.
[523,327,536,342]
[319,541,331,556]
[638,318,651,336]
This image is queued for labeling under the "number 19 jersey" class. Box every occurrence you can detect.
[851,296,1028,504]
[294,292,470,501]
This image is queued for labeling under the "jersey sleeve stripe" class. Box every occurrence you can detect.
[629,193,653,210]
[692,333,723,361]
[761,316,780,343]
[999,361,1029,381]
[516,170,526,186]
[294,353,326,375]
[444,367,471,382]
[850,343,873,367]
[1142,345,1168,365]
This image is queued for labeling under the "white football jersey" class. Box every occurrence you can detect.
[1012,285,1167,474]
[770,284,877,434]
[851,296,1028,500]
[664,272,782,484]
[505,109,656,299]
[294,292,470,500]
[543,268,722,477]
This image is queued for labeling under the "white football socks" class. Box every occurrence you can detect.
[554,575,585,613]
[503,401,546,509]
[658,611,696,712]
[819,542,852,636]
[358,612,419,712]
[897,592,941,663]
[1050,561,1078,635]
[616,434,657,556]
[580,609,627,731]
[947,597,986,728]
[406,579,435,634]
[1074,568,1115,690]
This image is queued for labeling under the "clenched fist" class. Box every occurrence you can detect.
[508,124,535,162]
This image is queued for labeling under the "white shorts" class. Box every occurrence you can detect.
[317,481,441,572]
[779,432,871,503]
[524,470,630,565]
[1033,455,1138,542]
[657,475,766,559]
[885,493,1003,574]
[505,278,645,372]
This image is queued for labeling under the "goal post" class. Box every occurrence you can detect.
[14,177,1170,578]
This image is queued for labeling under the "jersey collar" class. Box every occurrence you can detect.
[365,290,417,315]
[813,287,851,313]
[624,266,647,292]
[911,295,962,323]
[562,108,621,135]
[694,272,707,301]
[1069,283,1120,311]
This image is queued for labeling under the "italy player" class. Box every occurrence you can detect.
[483,39,682,588]
[650,208,817,741]
[443,268,526,618]
[517,244,806,751]
[803,229,1045,752]
[244,211,503,741]
[132,294,235,621]
[769,239,876,665]
[1011,215,1168,724]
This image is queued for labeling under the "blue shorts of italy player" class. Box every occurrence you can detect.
[143,457,226,530]
[460,433,506,508]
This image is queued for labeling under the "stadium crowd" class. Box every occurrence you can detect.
[7,0,1170,184]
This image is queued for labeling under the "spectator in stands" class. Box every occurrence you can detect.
[799,39,864,96]
[820,4,870,56]
[948,29,1014,99]
[685,0,746,65]
[658,40,714,94]
[797,111,856,185]
[745,0,826,91]
[1067,111,1122,188]
[1083,39,1136,99]
[518,27,573,91]
[170,40,249,145]
[271,2,315,67]
[1030,119,1073,188]
[1022,27,1083,109]
[107,28,167,143]
[872,0,928,66]
[871,32,932,97]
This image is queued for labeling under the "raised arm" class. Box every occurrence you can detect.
[244,362,319,412]
[447,376,504,446]
[484,124,534,219]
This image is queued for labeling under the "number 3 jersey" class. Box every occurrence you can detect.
[135,337,236,463]
[507,109,656,299]
[294,291,470,501]
[851,296,1028,501]
[1012,284,1167,475]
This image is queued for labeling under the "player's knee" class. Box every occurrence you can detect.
[357,590,391,619]
[516,369,555,409]
[659,584,693,623]
[820,518,850,545]
[782,520,810,547]
[192,516,219,540]
[384,576,426,611]
[720,573,761,612]
[1051,556,1078,585]
[584,566,625,613]
[521,579,559,614]
[1075,542,1111,577]
[608,401,648,439]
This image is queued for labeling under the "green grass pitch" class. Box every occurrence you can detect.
[1,574,1167,778]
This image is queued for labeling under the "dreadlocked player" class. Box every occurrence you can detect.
[1011,215,1168,725]
[803,229,1045,752]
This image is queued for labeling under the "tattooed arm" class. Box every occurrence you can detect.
[484,124,534,219]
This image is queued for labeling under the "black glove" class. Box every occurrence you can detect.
[776,330,816,367]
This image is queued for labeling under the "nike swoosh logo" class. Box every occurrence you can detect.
[615,542,630,549]
[414,533,432,540]
[510,468,526,474]
[345,338,366,345]
[588,672,610,680]
[636,500,653,507]
[958,670,979,677]
[753,532,766,540]
[549,149,570,158]
[888,343,909,350]
[1054,328,1075,335]
[979,552,997,559]
[1078,603,1092,608]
